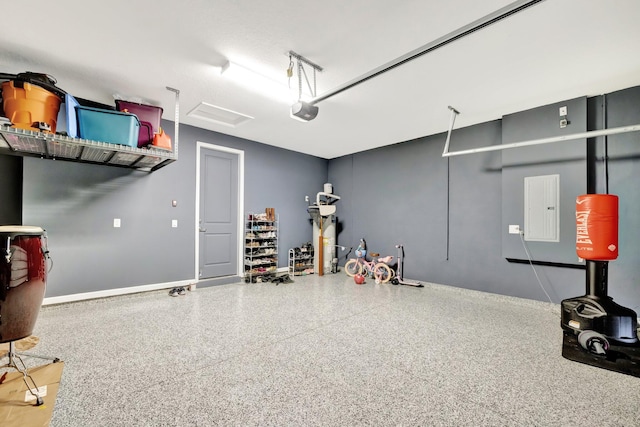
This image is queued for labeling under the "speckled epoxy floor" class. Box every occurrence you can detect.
[12,274,640,426]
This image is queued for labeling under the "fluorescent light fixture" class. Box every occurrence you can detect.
[220,61,298,104]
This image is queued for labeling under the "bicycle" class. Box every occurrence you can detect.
[344,239,394,283]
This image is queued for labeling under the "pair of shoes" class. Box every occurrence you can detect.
[169,287,187,297]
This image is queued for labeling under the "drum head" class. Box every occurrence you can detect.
[0,225,45,238]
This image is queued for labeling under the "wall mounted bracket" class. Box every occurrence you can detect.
[288,51,323,99]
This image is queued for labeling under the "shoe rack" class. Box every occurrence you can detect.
[244,210,278,283]
[288,242,314,276]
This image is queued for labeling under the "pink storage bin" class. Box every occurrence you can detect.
[115,100,162,135]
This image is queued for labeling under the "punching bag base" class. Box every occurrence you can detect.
[562,331,640,378]
[561,295,640,378]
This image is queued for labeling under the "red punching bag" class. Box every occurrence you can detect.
[576,194,618,261]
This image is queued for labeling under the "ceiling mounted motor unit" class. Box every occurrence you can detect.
[291,101,318,121]
[288,51,322,122]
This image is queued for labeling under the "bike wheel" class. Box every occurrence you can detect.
[345,259,362,277]
[373,263,393,283]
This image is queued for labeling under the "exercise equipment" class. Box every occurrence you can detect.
[307,186,340,275]
[561,194,640,378]
[575,194,618,260]
[390,244,423,288]
[442,107,640,377]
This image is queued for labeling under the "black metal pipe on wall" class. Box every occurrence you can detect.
[0,155,23,224]
[585,94,611,298]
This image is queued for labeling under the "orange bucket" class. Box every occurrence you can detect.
[2,80,61,133]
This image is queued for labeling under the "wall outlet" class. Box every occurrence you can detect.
[508,224,520,234]
[172,219,178,228]
[113,218,121,228]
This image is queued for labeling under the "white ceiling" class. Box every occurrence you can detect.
[1,0,639,159]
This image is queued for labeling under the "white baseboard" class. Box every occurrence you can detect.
[42,279,194,306]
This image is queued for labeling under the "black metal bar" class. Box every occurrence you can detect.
[586,260,608,297]
[312,0,545,105]
[603,94,609,194]
[505,258,586,270]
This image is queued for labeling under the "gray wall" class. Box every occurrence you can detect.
[6,84,640,309]
[328,121,581,302]
[501,97,587,264]
[593,86,640,307]
[328,86,640,308]
[20,120,327,298]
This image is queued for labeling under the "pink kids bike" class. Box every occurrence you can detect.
[344,239,394,283]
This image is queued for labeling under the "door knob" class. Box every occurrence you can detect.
[199,227,207,232]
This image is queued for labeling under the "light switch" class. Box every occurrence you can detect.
[172,219,178,228]
[114,218,121,228]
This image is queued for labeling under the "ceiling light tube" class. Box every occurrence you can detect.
[220,61,296,104]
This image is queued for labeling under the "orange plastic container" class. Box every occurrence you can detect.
[1,80,61,133]
[152,128,172,150]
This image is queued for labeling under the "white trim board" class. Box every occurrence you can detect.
[42,279,194,306]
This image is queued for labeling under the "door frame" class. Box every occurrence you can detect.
[195,142,245,280]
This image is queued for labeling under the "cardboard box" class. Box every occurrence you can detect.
[0,361,64,427]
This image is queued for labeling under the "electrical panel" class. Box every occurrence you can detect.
[524,174,560,242]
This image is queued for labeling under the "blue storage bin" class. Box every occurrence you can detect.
[76,105,140,147]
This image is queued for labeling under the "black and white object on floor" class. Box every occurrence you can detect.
[270,273,293,285]
[168,287,187,297]
[561,261,640,378]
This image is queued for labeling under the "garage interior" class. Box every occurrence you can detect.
[1,1,640,425]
